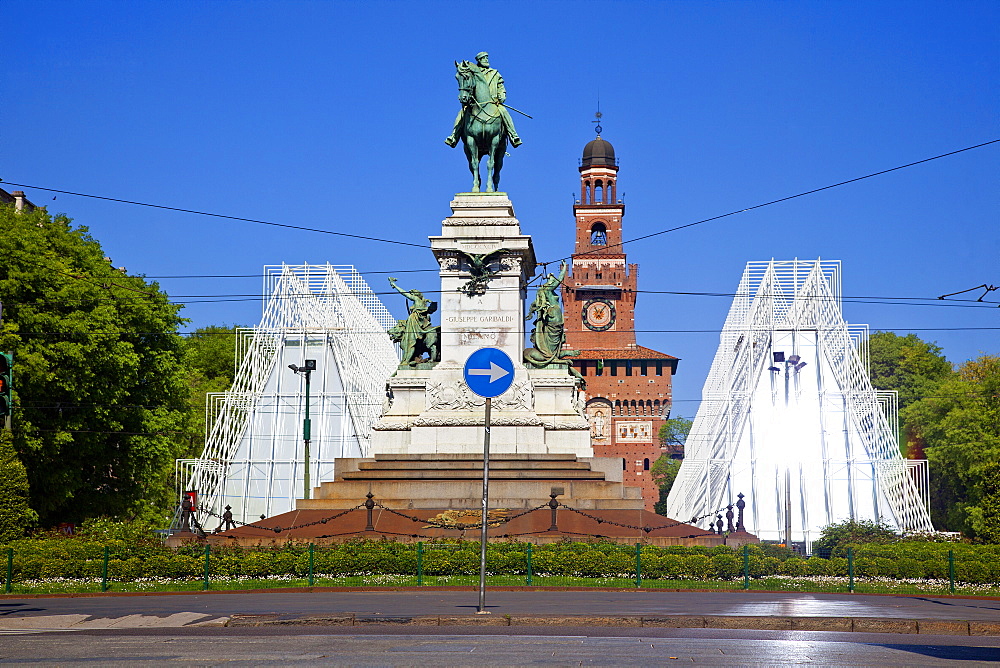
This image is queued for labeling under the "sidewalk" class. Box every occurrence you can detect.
[3,589,1000,636]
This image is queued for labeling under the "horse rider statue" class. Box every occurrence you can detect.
[445,52,522,149]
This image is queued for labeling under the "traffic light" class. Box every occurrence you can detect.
[0,352,11,418]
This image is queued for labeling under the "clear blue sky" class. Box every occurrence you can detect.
[3,0,997,413]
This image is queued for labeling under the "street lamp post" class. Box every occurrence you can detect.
[288,359,317,500]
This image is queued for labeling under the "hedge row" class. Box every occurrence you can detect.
[3,539,1000,584]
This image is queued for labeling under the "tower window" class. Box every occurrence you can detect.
[643,458,650,471]
[590,223,607,245]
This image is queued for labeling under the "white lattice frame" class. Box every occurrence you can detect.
[667,259,933,535]
[176,264,399,527]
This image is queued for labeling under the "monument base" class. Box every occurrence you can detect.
[372,368,591,456]
[300,453,640,510]
[204,453,755,548]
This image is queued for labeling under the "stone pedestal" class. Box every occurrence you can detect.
[370,193,592,457]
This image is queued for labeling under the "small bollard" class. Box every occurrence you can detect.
[547,492,560,532]
[308,543,315,587]
[526,543,533,586]
[364,492,375,531]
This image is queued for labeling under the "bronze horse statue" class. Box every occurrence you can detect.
[454,60,507,193]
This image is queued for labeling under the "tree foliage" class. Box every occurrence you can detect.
[658,416,693,449]
[651,456,681,516]
[868,331,953,456]
[869,332,953,409]
[0,205,188,524]
[653,416,692,515]
[0,429,37,541]
[178,325,242,458]
[904,355,1000,536]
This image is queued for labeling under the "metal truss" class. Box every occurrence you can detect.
[666,259,933,546]
[175,264,399,527]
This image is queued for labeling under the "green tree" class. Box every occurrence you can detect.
[0,204,188,524]
[658,416,693,451]
[974,462,1000,544]
[178,325,242,458]
[868,332,953,456]
[651,457,681,516]
[0,429,37,541]
[653,416,692,515]
[904,355,1000,536]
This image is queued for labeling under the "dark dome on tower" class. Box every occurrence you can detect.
[582,137,616,168]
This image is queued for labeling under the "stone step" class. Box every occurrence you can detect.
[374,453,581,461]
[341,469,605,481]
[310,478,643,503]
[356,460,595,472]
[296,496,647,511]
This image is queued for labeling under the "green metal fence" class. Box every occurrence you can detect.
[2,540,996,596]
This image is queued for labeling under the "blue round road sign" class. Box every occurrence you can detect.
[463,347,515,398]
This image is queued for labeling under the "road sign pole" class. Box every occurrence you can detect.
[463,347,513,617]
[477,396,492,614]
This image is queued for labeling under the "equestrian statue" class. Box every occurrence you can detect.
[445,52,524,193]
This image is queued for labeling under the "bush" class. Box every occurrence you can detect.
[779,558,806,576]
[684,555,712,579]
[804,557,832,576]
[6,536,1000,587]
[828,557,849,577]
[813,519,898,553]
[711,554,741,580]
[896,558,925,579]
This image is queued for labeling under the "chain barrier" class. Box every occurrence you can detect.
[556,502,731,535]
[371,501,552,531]
[193,496,734,540]
[198,504,365,534]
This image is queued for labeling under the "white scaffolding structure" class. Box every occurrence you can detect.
[666,259,933,547]
[176,264,399,526]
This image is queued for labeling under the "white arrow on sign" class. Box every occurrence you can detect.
[467,361,510,383]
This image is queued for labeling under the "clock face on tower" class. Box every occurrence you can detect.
[583,298,616,331]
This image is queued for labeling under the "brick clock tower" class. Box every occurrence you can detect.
[563,131,680,511]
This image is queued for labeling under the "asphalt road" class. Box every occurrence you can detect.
[4,590,1000,623]
[2,628,1000,666]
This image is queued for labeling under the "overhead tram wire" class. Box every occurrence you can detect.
[6,139,997,267]
[10,287,1000,309]
[0,180,430,250]
[59,288,1000,308]
[539,138,1000,266]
